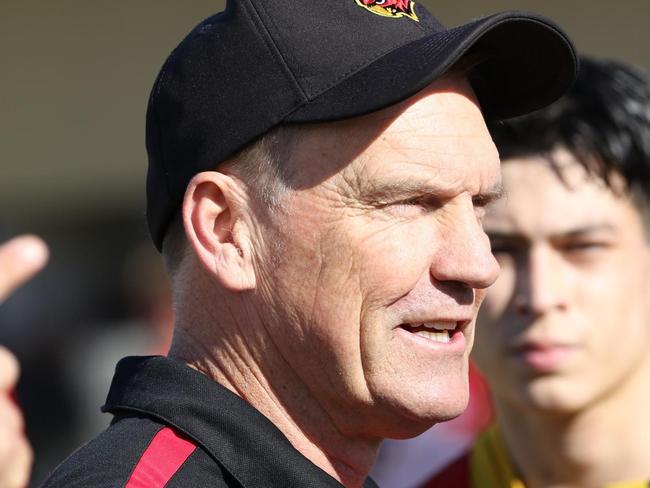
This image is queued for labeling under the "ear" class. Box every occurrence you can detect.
[182,171,256,291]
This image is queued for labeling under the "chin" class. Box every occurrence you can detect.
[360,356,471,437]
[513,380,593,416]
[367,385,470,439]
[381,402,468,439]
[528,396,588,415]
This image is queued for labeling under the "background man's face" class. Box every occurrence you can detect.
[254,76,500,438]
[476,148,650,413]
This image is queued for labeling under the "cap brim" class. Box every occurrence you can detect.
[286,11,577,123]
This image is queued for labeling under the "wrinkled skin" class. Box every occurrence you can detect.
[253,75,501,439]
[178,75,501,485]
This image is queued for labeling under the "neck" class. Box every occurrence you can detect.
[169,295,378,488]
[493,357,650,488]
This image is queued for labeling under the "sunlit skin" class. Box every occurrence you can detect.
[258,75,500,434]
[475,148,650,486]
[174,74,501,487]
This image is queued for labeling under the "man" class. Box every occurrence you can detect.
[42,1,577,487]
[0,235,49,488]
[423,57,650,487]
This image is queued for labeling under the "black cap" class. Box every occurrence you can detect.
[146,0,578,250]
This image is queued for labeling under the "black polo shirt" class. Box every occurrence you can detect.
[42,356,380,488]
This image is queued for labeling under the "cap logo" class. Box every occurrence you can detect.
[355,0,419,22]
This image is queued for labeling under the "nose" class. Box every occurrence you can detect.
[430,205,500,291]
[513,244,567,317]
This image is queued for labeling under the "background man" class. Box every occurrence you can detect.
[424,57,650,487]
[42,1,576,487]
[0,235,48,488]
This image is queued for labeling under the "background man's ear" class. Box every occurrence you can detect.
[182,171,256,291]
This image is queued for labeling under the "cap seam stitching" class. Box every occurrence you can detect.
[310,14,575,105]
[244,0,426,101]
[241,0,308,103]
[152,56,174,215]
[308,31,445,102]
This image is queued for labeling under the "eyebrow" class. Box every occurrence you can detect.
[360,178,504,205]
[487,224,618,241]
[473,183,504,206]
[551,224,617,239]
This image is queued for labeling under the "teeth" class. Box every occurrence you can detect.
[415,330,451,343]
[422,322,456,331]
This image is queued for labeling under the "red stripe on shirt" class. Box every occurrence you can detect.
[125,427,196,488]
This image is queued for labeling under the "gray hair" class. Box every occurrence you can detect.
[161,124,300,276]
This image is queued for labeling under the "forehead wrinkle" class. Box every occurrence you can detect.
[358,173,491,204]
[334,150,376,198]
[366,146,501,195]
[373,135,499,197]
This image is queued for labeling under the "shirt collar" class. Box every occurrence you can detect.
[103,356,378,488]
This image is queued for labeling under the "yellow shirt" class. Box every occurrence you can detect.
[470,426,647,488]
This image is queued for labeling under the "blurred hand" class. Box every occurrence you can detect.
[0,235,48,488]
[0,347,32,488]
[0,235,49,302]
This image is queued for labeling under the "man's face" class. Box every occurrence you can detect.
[254,76,501,438]
[475,149,650,414]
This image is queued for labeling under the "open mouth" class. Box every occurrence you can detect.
[399,322,460,344]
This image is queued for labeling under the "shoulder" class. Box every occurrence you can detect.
[41,415,236,488]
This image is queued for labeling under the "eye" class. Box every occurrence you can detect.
[562,241,608,255]
[390,199,425,215]
[488,237,522,256]
[375,0,387,5]
[472,193,500,223]
[383,197,439,218]
[490,243,517,256]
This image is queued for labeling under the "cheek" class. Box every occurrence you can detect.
[578,259,650,351]
[358,219,438,303]
[570,274,650,405]
[577,250,648,319]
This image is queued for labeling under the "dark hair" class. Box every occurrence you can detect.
[489,56,650,207]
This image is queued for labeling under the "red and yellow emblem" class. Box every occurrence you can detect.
[355,0,419,22]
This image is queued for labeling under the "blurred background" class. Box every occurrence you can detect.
[1,1,648,485]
